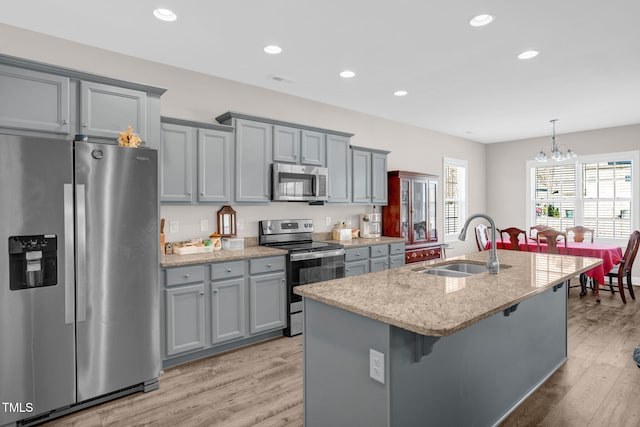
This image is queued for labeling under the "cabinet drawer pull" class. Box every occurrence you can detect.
[213,289,218,294]
[377,249,383,252]
[81,122,87,128]
[356,253,361,257]
[267,264,272,268]
[227,268,232,272]
[183,274,190,278]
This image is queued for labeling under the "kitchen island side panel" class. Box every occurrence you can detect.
[389,284,568,427]
[303,298,389,427]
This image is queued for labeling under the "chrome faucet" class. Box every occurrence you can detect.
[458,213,500,274]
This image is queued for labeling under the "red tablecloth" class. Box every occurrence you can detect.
[495,237,622,285]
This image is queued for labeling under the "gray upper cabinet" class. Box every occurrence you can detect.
[372,152,388,205]
[198,128,232,202]
[325,134,351,203]
[80,81,147,141]
[160,117,234,204]
[0,64,70,134]
[273,126,326,166]
[235,119,272,203]
[352,146,389,205]
[352,148,372,203]
[161,122,194,202]
[273,125,300,164]
[300,130,325,166]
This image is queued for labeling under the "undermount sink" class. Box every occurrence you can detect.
[413,261,500,278]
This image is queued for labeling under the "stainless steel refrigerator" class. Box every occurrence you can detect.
[0,135,160,425]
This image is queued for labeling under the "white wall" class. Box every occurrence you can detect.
[1,24,486,255]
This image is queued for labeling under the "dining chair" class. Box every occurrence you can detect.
[530,225,551,242]
[566,226,594,243]
[536,229,568,254]
[475,224,490,251]
[498,227,526,251]
[604,230,640,304]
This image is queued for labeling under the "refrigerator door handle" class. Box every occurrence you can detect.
[64,184,75,325]
[76,184,88,322]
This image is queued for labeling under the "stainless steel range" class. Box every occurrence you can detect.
[259,219,345,336]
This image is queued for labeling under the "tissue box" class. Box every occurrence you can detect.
[222,237,244,251]
[332,228,352,241]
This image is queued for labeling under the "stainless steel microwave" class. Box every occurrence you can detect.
[272,162,329,202]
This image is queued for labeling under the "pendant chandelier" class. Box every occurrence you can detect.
[534,119,577,162]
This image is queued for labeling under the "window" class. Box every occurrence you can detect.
[527,151,639,241]
[443,158,467,241]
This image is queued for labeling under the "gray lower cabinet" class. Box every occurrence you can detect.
[80,81,147,141]
[211,277,246,344]
[326,134,351,203]
[0,64,71,134]
[345,242,405,277]
[160,117,234,204]
[163,256,286,365]
[165,283,206,356]
[249,256,286,334]
[235,119,272,203]
[351,146,390,205]
[345,259,369,277]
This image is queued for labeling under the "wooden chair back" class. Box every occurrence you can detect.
[499,227,526,251]
[529,225,550,240]
[475,224,490,251]
[605,230,640,304]
[566,226,594,243]
[536,229,568,254]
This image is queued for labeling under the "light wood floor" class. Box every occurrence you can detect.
[46,287,640,427]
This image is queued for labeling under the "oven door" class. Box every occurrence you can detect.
[289,249,345,303]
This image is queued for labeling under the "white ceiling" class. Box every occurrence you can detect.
[3,0,640,143]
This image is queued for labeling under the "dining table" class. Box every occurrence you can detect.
[494,237,623,302]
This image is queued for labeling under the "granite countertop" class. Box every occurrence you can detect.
[294,250,602,337]
[322,236,407,247]
[161,246,287,268]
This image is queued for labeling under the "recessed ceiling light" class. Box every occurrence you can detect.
[393,90,408,97]
[264,45,282,55]
[153,8,177,22]
[518,50,539,60]
[469,14,494,27]
[339,70,356,78]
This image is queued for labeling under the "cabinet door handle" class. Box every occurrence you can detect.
[199,291,205,296]
[293,154,297,159]
[187,192,192,196]
[200,192,204,196]
[302,156,306,161]
[81,122,88,128]
[282,278,285,283]
[213,289,218,294]
[62,119,68,125]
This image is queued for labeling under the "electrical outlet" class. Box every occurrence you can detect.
[369,349,385,384]
[169,220,178,233]
[201,219,208,232]
[325,216,331,226]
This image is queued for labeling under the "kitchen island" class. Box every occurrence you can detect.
[294,250,602,426]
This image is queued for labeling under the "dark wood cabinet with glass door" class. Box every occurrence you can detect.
[382,171,441,263]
